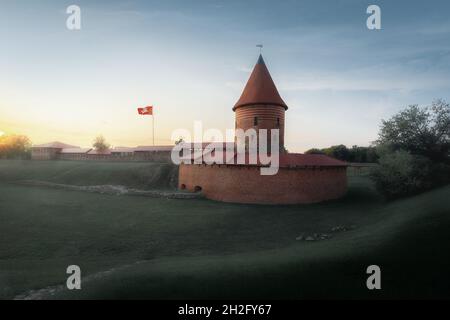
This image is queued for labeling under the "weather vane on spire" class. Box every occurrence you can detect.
[256,44,263,54]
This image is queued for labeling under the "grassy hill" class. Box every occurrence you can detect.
[0,160,178,190]
[0,160,449,299]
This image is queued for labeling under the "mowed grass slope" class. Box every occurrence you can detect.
[0,160,449,299]
[0,160,178,190]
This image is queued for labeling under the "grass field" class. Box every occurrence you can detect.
[0,160,449,299]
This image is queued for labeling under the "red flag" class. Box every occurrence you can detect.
[138,106,153,115]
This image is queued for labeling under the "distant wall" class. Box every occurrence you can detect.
[31,148,173,163]
[31,148,60,160]
[179,163,347,204]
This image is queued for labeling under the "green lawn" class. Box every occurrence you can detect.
[0,160,449,299]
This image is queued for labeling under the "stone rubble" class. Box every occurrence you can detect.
[296,225,356,242]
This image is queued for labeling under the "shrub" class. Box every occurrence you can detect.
[371,100,450,198]
[371,147,449,199]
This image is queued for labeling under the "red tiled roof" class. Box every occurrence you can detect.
[182,149,348,168]
[233,55,288,111]
[278,153,347,167]
[32,141,79,149]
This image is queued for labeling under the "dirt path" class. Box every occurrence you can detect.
[13,180,203,199]
[14,261,147,300]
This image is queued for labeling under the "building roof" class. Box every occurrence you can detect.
[60,148,91,154]
[87,149,112,155]
[134,145,174,152]
[182,151,348,168]
[233,54,288,111]
[111,147,136,153]
[278,153,347,167]
[33,141,79,149]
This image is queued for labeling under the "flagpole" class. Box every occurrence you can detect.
[152,112,155,146]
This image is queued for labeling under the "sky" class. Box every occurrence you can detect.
[1,0,449,152]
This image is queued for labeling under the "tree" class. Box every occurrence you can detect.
[0,134,32,159]
[93,135,110,152]
[371,100,450,198]
[323,144,350,160]
[304,148,325,155]
[305,145,378,163]
[377,99,450,163]
[349,145,379,163]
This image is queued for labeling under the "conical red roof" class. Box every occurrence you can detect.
[233,55,288,111]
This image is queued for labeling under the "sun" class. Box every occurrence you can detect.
[0,131,4,137]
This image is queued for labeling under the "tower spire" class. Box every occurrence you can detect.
[233,54,287,111]
[256,44,263,54]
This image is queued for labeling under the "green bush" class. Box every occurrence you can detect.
[370,148,449,199]
[371,100,450,198]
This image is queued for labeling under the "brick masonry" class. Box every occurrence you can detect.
[179,163,347,204]
[235,104,286,151]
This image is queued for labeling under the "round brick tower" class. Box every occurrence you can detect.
[233,54,288,152]
[178,53,348,204]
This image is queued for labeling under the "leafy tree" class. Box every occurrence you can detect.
[0,134,32,159]
[305,145,378,163]
[323,144,350,160]
[377,99,450,163]
[93,135,110,152]
[371,100,450,198]
[304,148,325,155]
[349,145,379,163]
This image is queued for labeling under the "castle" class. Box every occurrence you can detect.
[178,55,348,204]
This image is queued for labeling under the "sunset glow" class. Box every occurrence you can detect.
[1,1,449,151]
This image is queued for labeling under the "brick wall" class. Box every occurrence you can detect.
[235,104,286,151]
[179,163,347,204]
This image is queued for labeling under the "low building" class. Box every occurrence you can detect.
[111,147,135,157]
[31,143,175,162]
[133,146,173,162]
[31,142,79,160]
[58,148,92,160]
